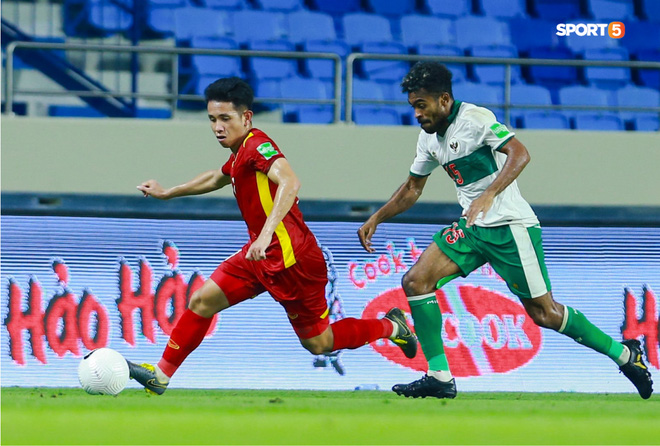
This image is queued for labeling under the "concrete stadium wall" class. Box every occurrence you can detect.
[2,116,659,206]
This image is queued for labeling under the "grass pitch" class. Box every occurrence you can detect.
[2,387,659,445]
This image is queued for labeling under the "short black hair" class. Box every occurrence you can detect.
[401,61,453,97]
[204,77,254,110]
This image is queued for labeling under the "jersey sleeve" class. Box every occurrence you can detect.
[221,154,234,176]
[409,131,439,177]
[246,137,285,173]
[466,107,515,152]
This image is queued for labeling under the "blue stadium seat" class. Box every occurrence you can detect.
[588,0,635,20]
[365,0,416,17]
[558,85,614,125]
[621,22,660,56]
[199,0,245,9]
[254,0,303,11]
[86,0,134,35]
[354,107,401,125]
[146,6,176,37]
[342,13,394,47]
[532,0,582,20]
[308,0,362,16]
[639,0,660,21]
[527,46,578,89]
[254,78,281,110]
[455,17,511,50]
[379,81,413,123]
[509,84,553,124]
[633,116,660,131]
[615,85,660,123]
[453,82,504,121]
[302,40,350,80]
[174,7,231,41]
[231,10,286,45]
[574,114,623,131]
[247,40,298,81]
[478,0,527,18]
[286,10,336,44]
[189,37,242,95]
[424,0,471,17]
[470,45,522,85]
[400,15,455,49]
[562,20,620,54]
[280,77,333,123]
[359,42,409,82]
[352,78,386,116]
[416,45,467,83]
[521,112,570,129]
[508,18,559,54]
[636,50,660,90]
[583,47,630,89]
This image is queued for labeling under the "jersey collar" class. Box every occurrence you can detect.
[438,100,462,137]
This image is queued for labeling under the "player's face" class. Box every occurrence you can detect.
[207,100,253,150]
[408,89,453,134]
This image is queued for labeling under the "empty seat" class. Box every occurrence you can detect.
[574,114,623,130]
[588,0,635,20]
[342,13,394,46]
[509,84,553,122]
[532,0,582,20]
[379,80,413,123]
[479,0,527,18]
[190,37,241,85]
[308,0,362,16]
[470,45,522,85]
[633,116,660,131]
[583,47,630,89]
[416,45,467,83]
[354,108,401,125]
[453,82,504,120]
[636,50,660,90]
[527,46,578,89]
[400,15,455,48]
[509,18,559,54]
[639,0,660,21]
[424,0,471,17]
[286,10,336,44]
[248,40,298,81]
[303,40,350,80]
[621,22,660,56]
[199,0,245,9]
[231,10,286,45]
[359,42,408,82]
[522,112,570,129]
[87,0,134,35]
[365,0,416,17]
[615,85,660,122]
[455,17,511,50]
[254,78,281,110]
[352,78,386,115]
[254,0,303,11]
[558,85,613,124]
[280,77,333,123]
[174,7,231,42]
[146,6,176,37]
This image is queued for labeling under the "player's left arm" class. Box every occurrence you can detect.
[246,157,301,261]
[464,137,530,227]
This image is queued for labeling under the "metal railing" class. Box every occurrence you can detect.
[4,41,343,121]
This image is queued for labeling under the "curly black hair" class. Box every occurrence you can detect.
[401,61,453,97]
[204,77,254,110]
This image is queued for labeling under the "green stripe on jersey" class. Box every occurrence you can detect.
[442,145,498,187]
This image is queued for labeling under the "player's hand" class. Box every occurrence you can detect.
[357,219,378,253]
[246,236,269,261]
[464,191,495,227]
[137,180,169,199]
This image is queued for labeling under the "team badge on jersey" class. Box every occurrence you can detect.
[256,142,278,159]
[449,137,460,154]
[490,123,511,138]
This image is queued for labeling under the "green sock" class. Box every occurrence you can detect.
[409,292,450,373]
[559,305,625,364]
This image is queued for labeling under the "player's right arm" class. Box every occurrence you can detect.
[137,168,230,200]
[357,174,428,253]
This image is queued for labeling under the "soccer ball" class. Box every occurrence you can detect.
[78,348,129,396]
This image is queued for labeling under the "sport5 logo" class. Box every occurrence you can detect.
[556,22,624,38]
[362,285,542,377]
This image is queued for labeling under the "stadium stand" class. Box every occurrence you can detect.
[280,76,333,123]
[615,85,660,130]
[364,0,417,18]
[342,13,394,47]
[400,15,455,49]
[531,0,583,20]
[358,41,409,82]
[509,84,554,126]
[478,0,528,19]
[454,16,512,49]
[453,82,504,121]
[470,45,522,85]
[307,0,362,16]
[416,45,467,83]
[522,112,571,129]
[588,0,636,20]
[230,10,286,44]
[253,0,303,12]
[247,40,298,81]
[583,47,631,89]
[424,0,472,18]
[574,114,624,131]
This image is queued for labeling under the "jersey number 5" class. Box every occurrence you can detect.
[444,163,464,185]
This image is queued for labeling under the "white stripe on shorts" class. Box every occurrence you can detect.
[509,224,548,298]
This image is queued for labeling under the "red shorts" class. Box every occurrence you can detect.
[210,243,330,339]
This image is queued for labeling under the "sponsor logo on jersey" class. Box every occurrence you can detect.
[361,285,542,376]
[256,142,278,159]
[449,138,460,154]
[490,123,510,138]
[167,339,180,350]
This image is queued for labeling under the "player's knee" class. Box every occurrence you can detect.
[188,289,224,318]
[401,270,433,296]
[527,307,561,330]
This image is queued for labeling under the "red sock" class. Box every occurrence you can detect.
[158,309,212,377]
[331,317,394,351]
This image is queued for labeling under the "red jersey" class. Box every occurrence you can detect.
[221,128,316,273]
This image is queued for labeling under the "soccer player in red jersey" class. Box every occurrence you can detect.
[127,77,417,394]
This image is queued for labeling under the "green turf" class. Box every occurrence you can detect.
[2,387,659,445]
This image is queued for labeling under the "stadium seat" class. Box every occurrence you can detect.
[424,0,471,17]
[615,85,660,123]
[280,77,333,123]
[620,22,660,56]
[302,40,350,80]
[509,84,553,123]
[416,45,467,83]
[364,0,416,17]
[633,116,660,131]
[254,78,281,110]
[478,0,528,18]
[286,10,336,45]
[508,18,559,55]
[247,40,298,81]
[574,114,624,131]
[352,78,386,114]
[253,0,303,12]
[455,17,511,50]
[526,46,578,90]
[308,0,362,16]
[342,13,394,47]
[146,6,176,37]
[359,42,409,82]
[400,15,455,49]
[562,20,620,54]
[70,0,133,36]
[199,0,245,9]
[453,82,504,121]
[231,10,286,45]
[588,0,635,20]
[353,107,401,125]
[174,7,231,42]
[189,37,242,93]
[639,0,660,21]
[636,50,660,90]
[470,45,522,85]
[558,85,613,123]
[531,0,582,20]
[378,81,413,124]
[583,47,631,89]
[521,112,570,129]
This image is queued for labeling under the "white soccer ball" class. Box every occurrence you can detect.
[78,348,129,396]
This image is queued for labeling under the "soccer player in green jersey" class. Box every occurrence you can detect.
[357,61,653,399]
